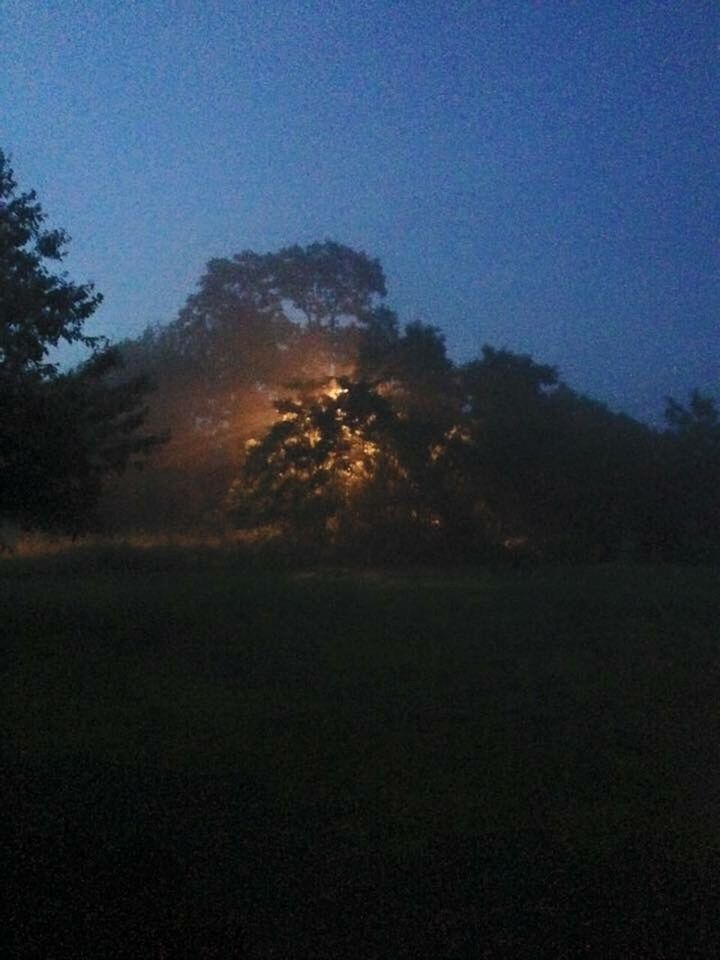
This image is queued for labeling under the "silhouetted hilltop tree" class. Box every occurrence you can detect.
[102,243,391,532]
[98,233,719,565]
[0,150,159,536]
[171,240,385,385]
[269,240,386,330]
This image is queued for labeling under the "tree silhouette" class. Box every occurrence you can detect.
[97,234,720,565]
[228,378,402,549]
[0,150,160,534]
[661,390,720,560]
[105,242,392,533]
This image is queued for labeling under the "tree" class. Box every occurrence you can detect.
[446,347,560,547]
[438,347,664,561]
[270,240,386,330]
[0,150,160,534]
[660,390,720,560]
[125,240,388,443]
[168,240,387,407]
[228,378,393,538]
[227,372,454,560]
[372,321,457,422]
[104,242,392,533]
[98,232,692,566]
[0,155,105,376]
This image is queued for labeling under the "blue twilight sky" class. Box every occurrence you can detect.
[2,0,718,423]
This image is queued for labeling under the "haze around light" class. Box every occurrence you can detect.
[2,0,717,424]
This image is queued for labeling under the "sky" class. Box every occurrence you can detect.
[2,0,717,424]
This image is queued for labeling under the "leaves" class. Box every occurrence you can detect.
[0,150,162,533]
[0,152,102,377]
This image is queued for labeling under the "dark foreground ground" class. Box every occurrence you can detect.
[2,549,719,957]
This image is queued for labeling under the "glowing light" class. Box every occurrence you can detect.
[446,424,472,443]
[324,377,348,400]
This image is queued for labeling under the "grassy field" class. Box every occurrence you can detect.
[2,548,719,957]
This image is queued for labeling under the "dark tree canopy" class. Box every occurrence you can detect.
[659,390,720,561]
[0,151,160,535]
[228,378,398,536]
[0,151,102,377]
[3,155,715,562]
[173,240,385,352]
[227,375,446,560]
[271,240,386,329]
[102,242,394,533]
[102,237,720,564]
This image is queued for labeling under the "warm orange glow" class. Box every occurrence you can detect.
[325,378,347,400]
[446,424,471,442]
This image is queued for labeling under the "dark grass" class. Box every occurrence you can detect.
[2,549,719,956]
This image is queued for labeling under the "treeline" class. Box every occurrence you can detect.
[1,147,717,564]
[0,151,160,542]
[102,242,720,565]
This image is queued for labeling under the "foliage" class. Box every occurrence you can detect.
[228,377,414,554]
[659,390,720,561]
[227,319,474,560]
[102,238,719,564]
[168,239,385,398]
[0,150,160,534]
[0,153,101,376]
[102,242,393,532]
